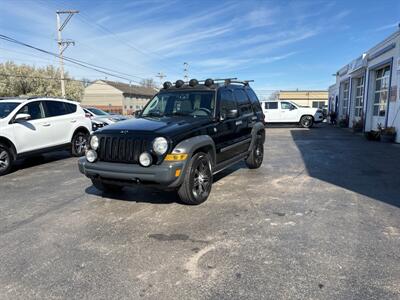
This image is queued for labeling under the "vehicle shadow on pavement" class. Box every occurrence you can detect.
[84,163,245,204]
[290,126,400,208]
[85,185,179,204]
[8,151,72,175]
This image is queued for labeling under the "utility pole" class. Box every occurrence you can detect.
[156,72,166,87]
[56,10,79,98]
[183,62,189,82]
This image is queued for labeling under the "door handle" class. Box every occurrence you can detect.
[71,120,77,123]
[235,120,243,125]
[42,123,51,127]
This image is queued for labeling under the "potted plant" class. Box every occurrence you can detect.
[365,130,381,141]
[380,126,397,143]
[338,115,349,128]
[352,119,363,133]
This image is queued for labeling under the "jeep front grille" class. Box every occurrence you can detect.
[98,136,148,164]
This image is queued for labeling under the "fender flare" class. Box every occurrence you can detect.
[71,126,91,142]
[249,122,265,150]
[171,135,216,166]
[0,136,17,160]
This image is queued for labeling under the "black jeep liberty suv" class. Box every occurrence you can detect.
[79,78,265,205]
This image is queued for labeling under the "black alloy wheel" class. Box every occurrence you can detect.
[178,152,213,205]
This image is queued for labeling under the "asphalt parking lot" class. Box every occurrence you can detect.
[1,125,399,299]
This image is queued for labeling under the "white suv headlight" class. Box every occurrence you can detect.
[90,135,99,150]
[153,137,168,155]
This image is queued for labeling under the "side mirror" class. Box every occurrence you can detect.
[290,106,296,110]
[134,110,142,117]
[15,113,31,121]
[221,109,238,120]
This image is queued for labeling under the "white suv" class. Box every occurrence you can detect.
[0,97,92,175]
[261,100,324,128]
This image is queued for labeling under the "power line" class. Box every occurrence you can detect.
[76,12,180,75]
[0,34,144,84]
[0,73,136,87]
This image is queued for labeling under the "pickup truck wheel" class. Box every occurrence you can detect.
[245,136,264,169]
[91,179,123,192]
[300,115,314,128]
[0,144,13,176]
[178,152,212,205]
[71,132,89,157]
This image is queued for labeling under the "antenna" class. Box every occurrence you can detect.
[183,62,189,81]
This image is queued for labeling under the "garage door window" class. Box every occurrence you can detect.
[354,77,364,117]
[342,82,349,116]
[373,66,390,117]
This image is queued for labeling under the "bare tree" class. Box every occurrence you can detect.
[140,78,157,89]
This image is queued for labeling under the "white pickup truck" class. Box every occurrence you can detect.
[261,100,324,128]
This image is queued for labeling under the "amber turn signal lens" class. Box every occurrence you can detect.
[175,169,181,177]
[164,154,188,161]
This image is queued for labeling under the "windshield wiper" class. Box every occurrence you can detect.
[165,112,191,116]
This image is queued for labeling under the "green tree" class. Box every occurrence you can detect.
[0,61,84,101]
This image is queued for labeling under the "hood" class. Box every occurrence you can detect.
[97,116,211,137]
[91,116,115,124]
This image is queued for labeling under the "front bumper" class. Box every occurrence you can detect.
[314,113,324,123]
[78,158,186,188]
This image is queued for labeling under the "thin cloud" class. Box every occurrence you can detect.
[373,22,399,32]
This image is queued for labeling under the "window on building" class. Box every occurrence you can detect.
[312,101,325,108]
[342,82,349,116]
[373,66,390,117]
[265,102,278,109]
[354,77,364,117]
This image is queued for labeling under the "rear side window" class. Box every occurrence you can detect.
[246,89,262,112]
[265,102,278,109]
[234,89,253,115]
[44,101,73,117]
[66,103,77,113]
[219,89,237,115]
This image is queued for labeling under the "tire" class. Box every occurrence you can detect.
[91,178,123,192]
[0,143,13,176]
[245,136,264,169]
[300,115,314,128]
[178,152,213,205]
[71,132,89,157]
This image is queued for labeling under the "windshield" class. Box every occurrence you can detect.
[87,108,109,116]
[142,91,215,118]
[0,102,19,119]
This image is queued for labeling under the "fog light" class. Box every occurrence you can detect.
[139,152,152,167]
[86,150,97,163]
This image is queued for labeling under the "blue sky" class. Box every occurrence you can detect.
[0,0,399,97]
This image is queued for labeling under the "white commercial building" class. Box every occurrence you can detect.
[329,27,400,143]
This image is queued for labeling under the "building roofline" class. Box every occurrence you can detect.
[335,27,400,73]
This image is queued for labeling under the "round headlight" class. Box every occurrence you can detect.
[153,137,168,155]
[139,152,152,167]
[90,135,99,150]
[86,150,97,163]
